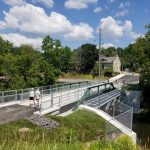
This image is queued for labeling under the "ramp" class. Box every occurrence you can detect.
[0,105,36,124]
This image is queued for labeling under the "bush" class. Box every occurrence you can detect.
[102,68,114,77]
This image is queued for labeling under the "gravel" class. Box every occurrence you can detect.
[25,115,59,129]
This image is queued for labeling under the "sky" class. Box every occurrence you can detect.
[0,0,149,50]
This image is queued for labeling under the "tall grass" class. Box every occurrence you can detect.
[60,73,109,80]
[0,110,139,150]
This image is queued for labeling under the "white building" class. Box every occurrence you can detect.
[98,55,121,73]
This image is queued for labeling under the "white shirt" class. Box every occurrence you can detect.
[30,91,34,97]
[35,90,40,99]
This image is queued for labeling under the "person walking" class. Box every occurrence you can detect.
[35,88,41,107]
[29,88,36,107]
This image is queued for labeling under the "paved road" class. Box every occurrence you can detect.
[116,75,139,84]
[0,105,36,124]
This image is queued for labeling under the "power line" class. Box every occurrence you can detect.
[0,23,20,33]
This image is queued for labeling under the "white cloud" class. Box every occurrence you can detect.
[102,43,116,48]
[99,16,123,39]
[2,4,94,40]
[119,2,130,9]
[65,0,98,9]
[115,2,130,18]
[64,23,94,40]
[93,7,103,13]
[98,16,139,39]
[1,33,42,48]
[108,0,116,3]
[0,21,6,30]
[2,0,25,6]
[123,20,132,33]
[115,9,129,17]
[129,32,141,39]
[32,0,54,8]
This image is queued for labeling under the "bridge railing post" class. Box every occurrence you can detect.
[40,94,42,114]
[15,90,17,101]
[2,92,4,103]
[131,107,133,130]
[77,89,79,101]
[113,103,115,118]
[59,97,61,107]
[51,94,53,108]
[21,89,23,101]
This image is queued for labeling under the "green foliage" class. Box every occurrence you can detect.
[0,36,63,90]
[42,35,72,73]
[101,47,118,57]
[61,73,94,80]
[0,110,105,147]
[122,83,139,91]
[92,63,99,78]
[136,25,150,106]
[102,68,114,77]
[0,110,139,150]
[0,37,13,55]
[0,53,23,90]
[73,43,98,73]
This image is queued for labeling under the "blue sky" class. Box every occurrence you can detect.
[0,0,149,49]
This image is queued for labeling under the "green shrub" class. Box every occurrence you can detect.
[101,68,114,77]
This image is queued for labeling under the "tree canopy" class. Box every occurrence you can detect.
[0,36,67,90]
[73,43,98,74]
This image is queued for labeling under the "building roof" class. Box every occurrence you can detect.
[99,55,118,64]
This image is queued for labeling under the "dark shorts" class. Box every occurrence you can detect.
[29,97,34,100]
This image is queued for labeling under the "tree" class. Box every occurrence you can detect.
[59,46,72,73]
[133,25,150,106]
[42,35,72,73]
[101,47,117,57]
[0,53,27,90]
[75,43,98,73]
[0,37,13,55]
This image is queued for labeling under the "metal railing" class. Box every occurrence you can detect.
[40,88,86,112]
[0,81,91,104]
[83,89,122,107]
[101,101,133,130]
[112,80,124,89]
[82,92,133,139]
[101,101,133,140]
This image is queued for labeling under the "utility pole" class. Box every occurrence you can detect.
[98,28,102,109]
[99,28,102,81]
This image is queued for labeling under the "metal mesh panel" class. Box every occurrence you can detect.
[40,89,86,112]
[103,101,133,140]
[105,120,124,140]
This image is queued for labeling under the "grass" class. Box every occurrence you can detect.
[60,73,109,80]
[122,83,139,91]
[0,110,139,150]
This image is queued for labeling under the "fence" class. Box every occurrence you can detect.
[100,101,133,140]
[0,81,101,104]
[111,80,124,89]
[0,81,91,103]
[40,88,86,112]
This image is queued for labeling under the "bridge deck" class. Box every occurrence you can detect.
[84,89,121,108]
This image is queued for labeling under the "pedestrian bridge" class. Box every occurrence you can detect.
[0,80,136,143]
[0,81,122,114]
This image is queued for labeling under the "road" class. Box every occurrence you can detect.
[115,75,139,84]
